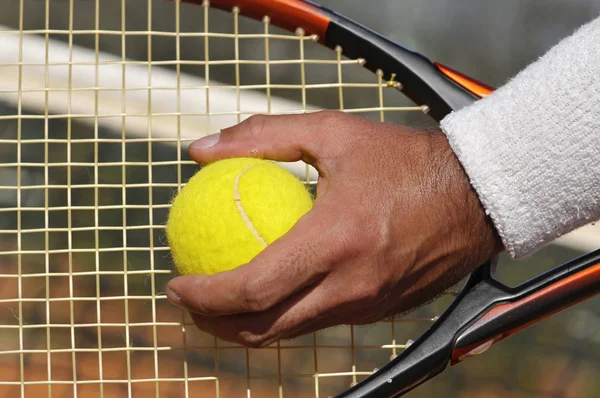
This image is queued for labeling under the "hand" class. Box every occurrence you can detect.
[165,111,503,347]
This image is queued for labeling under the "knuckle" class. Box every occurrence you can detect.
[239,277,273,312]
[316,110,349,130]
[244,114,269,138]
[335,212,376,254]
[345,214,369,241]
[242,294,267,313]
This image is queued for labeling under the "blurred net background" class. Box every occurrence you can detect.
[1,0,600,397]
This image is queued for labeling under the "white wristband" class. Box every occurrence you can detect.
[441,16,600,258]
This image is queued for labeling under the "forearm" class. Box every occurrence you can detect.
[440,16,600,258]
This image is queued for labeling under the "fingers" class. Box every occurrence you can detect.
[188,272,391,348]
[188,281,338,348]
[166,208,343,317]
[188,111,364,170]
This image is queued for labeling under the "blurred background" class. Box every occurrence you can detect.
[1,0,600,397]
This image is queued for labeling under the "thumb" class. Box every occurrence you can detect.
[188,111,356,170]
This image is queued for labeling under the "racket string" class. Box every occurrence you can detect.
[0,0,443,397]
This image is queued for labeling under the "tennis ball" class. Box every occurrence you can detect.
[166,157,313,276]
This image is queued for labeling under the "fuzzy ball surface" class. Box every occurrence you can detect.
[166,158,313,275]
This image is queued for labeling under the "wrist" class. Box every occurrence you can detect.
[433,130,504,261]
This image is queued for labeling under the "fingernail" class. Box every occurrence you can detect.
[166,286,183,308]
[190,132,221,150]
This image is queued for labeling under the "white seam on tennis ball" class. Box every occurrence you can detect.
[233,164,268,247]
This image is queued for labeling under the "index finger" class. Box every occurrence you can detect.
[187,111,368,172]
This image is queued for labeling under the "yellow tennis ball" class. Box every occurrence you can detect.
[166,157,313,276]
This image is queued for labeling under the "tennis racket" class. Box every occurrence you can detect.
[1,0,599,397]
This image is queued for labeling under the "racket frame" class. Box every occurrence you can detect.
[179,1,600,397]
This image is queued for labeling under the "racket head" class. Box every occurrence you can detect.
[2,1,598,398]
[186,0,483,121]
[174,3,600,397]
[0,1,471,396]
